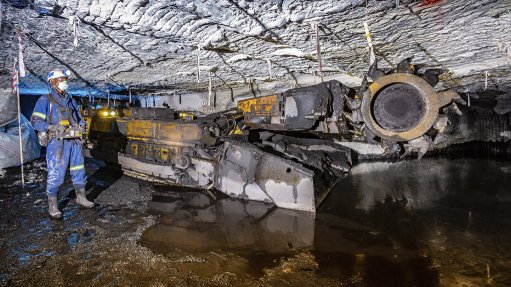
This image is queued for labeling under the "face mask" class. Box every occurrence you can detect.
[57,81,68,91]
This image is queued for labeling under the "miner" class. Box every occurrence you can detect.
[31,69,95,219]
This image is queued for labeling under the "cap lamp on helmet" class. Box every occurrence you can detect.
[47,69,72,82]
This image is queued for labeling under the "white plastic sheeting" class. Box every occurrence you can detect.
[0,115,41,169]
[0,88,17,126]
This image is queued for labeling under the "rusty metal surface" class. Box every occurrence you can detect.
[126,141,192,164]
[237,94,279,115]
[126,120,203,144]
[237,94,281,128]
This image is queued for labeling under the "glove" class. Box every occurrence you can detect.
[48,124,66,139]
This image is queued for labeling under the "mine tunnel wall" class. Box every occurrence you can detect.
[427,106,511,159]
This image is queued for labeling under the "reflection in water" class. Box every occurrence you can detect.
[142,192,315,253]
[321,158,511,286]
[336,158,511,211]
[348,160,454,210]
[141,186,438,285]
[141,159,511,286]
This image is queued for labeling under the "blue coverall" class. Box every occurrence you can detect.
[31,88,86,196]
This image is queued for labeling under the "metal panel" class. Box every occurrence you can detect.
[237,94,281,128]
[237,94,279,115]
[130,107,175,120]
[126,119,202,143]
[216,141,316,212]
[118,155,179,180]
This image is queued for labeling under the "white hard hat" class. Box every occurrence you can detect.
[47,69,72,82]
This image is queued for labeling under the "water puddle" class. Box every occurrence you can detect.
[140,190,434,283]
[140,190,314,277]
[140,158,511,285]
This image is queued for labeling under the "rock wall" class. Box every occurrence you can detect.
[1,0,510,102]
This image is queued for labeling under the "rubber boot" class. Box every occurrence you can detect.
[75,187,95,208]
[48,195,63,219]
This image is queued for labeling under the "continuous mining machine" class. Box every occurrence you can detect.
[83,58,464,213]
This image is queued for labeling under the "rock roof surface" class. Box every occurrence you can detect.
[1,0,510,99]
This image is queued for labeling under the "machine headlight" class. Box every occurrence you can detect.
[102,111,109,117]
[110,111,116,116]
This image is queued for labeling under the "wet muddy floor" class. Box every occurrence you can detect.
[1,156,511,286]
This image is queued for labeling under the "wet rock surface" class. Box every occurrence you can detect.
[0,159,158,286]
[94,176,152,206]
[1,156,511,286]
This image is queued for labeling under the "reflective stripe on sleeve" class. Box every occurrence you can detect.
[32,112,46,120]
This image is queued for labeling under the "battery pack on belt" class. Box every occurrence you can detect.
[63,129,83,139]
[61,127,83,139]
[53,124,83,139]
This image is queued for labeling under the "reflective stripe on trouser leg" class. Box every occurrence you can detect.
[46,139,69,196]
[68,140,87,189]
[70,165,84,171]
